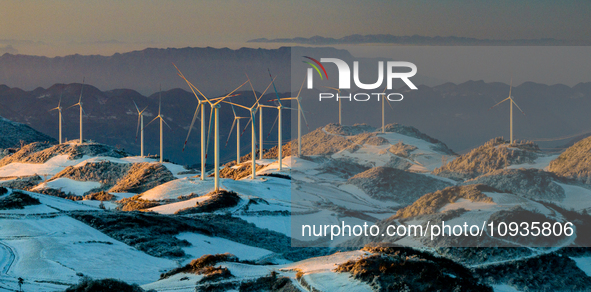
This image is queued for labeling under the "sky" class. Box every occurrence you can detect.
[1,0,590,57]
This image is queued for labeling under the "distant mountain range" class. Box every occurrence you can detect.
[248,34,588,46]
[0,46,296,96]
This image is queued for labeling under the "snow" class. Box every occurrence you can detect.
[239,215,291,236]
[176,232,274,264]
[79,200,118,210]
[140,177,216,201]
[508,153,561,171]
[303,272,373,292]
[33,178,101,196]
[493,284,521,292]
[111,192,137,200]
[0,204,59,215]
[147,195,212,214]
[439,198,496,212]
[0,155,90,178]
[27,191,99,212]
[141,273,202,292]
[328,131,453,172]
[571,257,591,277]
[554,182,591,211]
[282,250,370,273]
[0,190,100,215]
[0,216,177,286]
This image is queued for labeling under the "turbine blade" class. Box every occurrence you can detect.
[78,77,85,103]
[296,78,305,99]
[267,113,279,139]
[268,69,282,107]
[158,88,162,116]
[133,100,140,113]
[66,103,79,110]
[222,100,250,110]
[512,98,526,116]
[229,97,238,118]
[254,77,277,108]
[298,100,311,131]
[385,95,394,110]
[488,97,511,110]
[144,116,159,129]
[509,78,513,98]
[183,105,201,152]
[162,118,172,130]
[247,75,259,102]
[173,63,211,104]
[241,115,252,137]
[225,119,237,147]
[213,80,249,106]
[321,85,340,92]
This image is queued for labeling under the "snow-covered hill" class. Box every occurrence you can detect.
[1,123,591,291]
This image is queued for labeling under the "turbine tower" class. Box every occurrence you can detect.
[259,105,263,159]
[67,78,85,144]
[49,91,64,144]
[175,65,247,192]
[225,99,248,165]
[489,79,526,144]
[133,100,148,157]
[145,86,171,163]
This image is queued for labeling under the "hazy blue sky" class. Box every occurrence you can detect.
[1,0,589,56]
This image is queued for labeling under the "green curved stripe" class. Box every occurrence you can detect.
[302,61,323,80]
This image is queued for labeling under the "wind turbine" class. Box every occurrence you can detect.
[225,99,248,165]
[133,100,148,157]
[226,77,275,179]
[269,78,309,157]
[67,78,85,144]
[49,90,64,144]
[263,69,298,171]
[175,66,248,192]
[144,86,171,163]
[489,78,526,144]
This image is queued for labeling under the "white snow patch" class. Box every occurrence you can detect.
[0,155,90,178]
[147,195,212,215]
[439,198,496,212]
[571,257,591,277]
[0,216,177,285]
[33,178,101,196]
[177,233,274,264]
[303,272,373,292]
